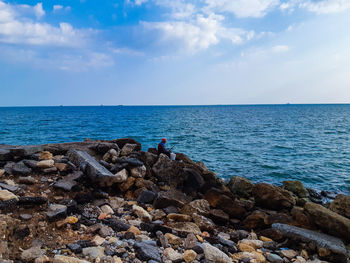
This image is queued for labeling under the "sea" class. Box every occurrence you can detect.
[1,104,350,194]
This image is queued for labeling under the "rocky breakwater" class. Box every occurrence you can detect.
[0,138,349,263]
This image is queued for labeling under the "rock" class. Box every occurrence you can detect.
[330,194,350,219]
[34,255,49,263]
[135,241,161,262]
[103,148,120,163]
[283,180,308,198]
[228,176,253,198]
[266,254,283,263]
[21,246,46,262]
[181,199,210,216]
[184,250,197,263]
[239,239,263,249]
[101,205,114,215]
[152,154,185,187]
[0,241,9,258]
[92,235,106,246]
[0,182,19,192]
[12,162,31,176]
[238,243,255,252]
[53,180,78,191]
[114,169,128,183]
[118,176,135,192]
[23,159,39,169]
[0,149,11,161]
[304,202,350,242]
[209,209,229,225]
[18,196,47,205]
[163,247,183,262]
[18,176,37,184]
[103,218,130,232]
[132,205,153,222]
[167,222,201,236]
[165,233,183,246]
[183,167,205,190]
[39,151,53,160]
[82,246,105,260]
[0,169,4,177]
[202,243,232,263]
[167,213,192,222]
[252,183,296,210]
[243,211,268,230]
[67,149,122,187]
[137,190,157,204]
[204,188,246,219]
[184,233,197,249]
[47,204,67,221]
[130,165,146,178]
[53,255,90,263]
[279,249,298,259]
[192,213,216,232]
[20,214,33,220]
[120,143,137,156]
[153,189,191,209]
[37,160,55,169]
[0,190,18,201]
[55,162,68,172]
[272,223,348,256]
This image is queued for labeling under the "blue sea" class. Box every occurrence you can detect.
[1,105,350,194]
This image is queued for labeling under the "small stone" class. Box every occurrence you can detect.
[47,204,67,221]
[101,205,114,215]
[318,247,331,257]
[279,249,298,259]
[184,234,197,249]
[37,160,55,169]
[132,204,152,222]
[34,255,50,263]
[98,213,110,220]
[266,253,283,263]
[163,247,183,262]
[92,235,106,246]
[20,214,32,221]
[82,246,105,260]
[134,241,161,262]
[0,190,18,201]
[294,256,307,263]
[53,255,90,263]
[19,176,37,184]
[130,165,146,178]
[12,162,31,176]
[165,233,182,246]
[114,169,128,183]
[167,213,192,222]
[120,143,137,156]
[128,225,141,236]
[202,243,231,263]
[21,246,46,262]
[0,169,4,177]
[55,163,68,172]
[137,190,157,204]
[260,236,272,242]
[239,239,263,249]
[39,151,53,160]
[184,250,197,263]
[238,243,255,252]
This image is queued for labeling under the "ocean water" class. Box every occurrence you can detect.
[1,105,350,194]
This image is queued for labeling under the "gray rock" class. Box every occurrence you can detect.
[272,223,348,256]
[135,241,161,262]
[0,148,11,161]
[67,149,120,187]
[266,253,283,263]
[153,189,191,209]
[20,214,32,221]
[53,180,78,191]
[21,246,46,262]
[12,162,31,176]
[47,204,67,221]
[202,243,231,263]
[137,190,157,204]
[0,182,19,192]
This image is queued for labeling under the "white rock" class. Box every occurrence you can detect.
[163,247,183,262]
[130,165,146,178]
[82,246,105,260]
[132,204,153,223]
[202,243,232,263]
[114,169,128,183]
[101,205,114,215]
[37,160,54,169]
[0,190,18,201]
[53,255,90,263]
[120,143,137,156]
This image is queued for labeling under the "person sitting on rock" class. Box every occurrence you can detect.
[158,138,171,157]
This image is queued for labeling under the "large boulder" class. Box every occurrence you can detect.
[330,194,350,219]
[152,154,185,187]
[153,189,191,209]
[182,168,205,191]
[282,180,308,198]
[304,202,350,242]
[253,183,295,210]
[228,176,253,198]
[67,149,120,187]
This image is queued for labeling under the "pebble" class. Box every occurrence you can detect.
[184,250,197,263]
[266,253,284,263]
[37,160,55,169]
[53,255,90,263]
[0,189,18,201]
[21,246,46,262]
[82,246,105,260]
[202,243,231,263]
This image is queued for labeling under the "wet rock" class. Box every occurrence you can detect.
[47,204,67,221]
[253,183,296,210]
[228,176,253,198]
[121,143,137,156]
[21,246,46,262]
[272,223,348,256]
[18,196,48,205]
[283,180,308,198]
[67,149,121,187]
[12,162,31,176]
[152,154,185,187]
[181,199,210,216]
[153,189,191,209]
[37,160,55,169]
[130,165,146,178]
[304,202,350,242]
[0,190,18,201]
[167,222,201,236]
[329,194,350,219]
[202,243,231,263]
[82,246,105,260]
[53,255,90,263]
[307,188,323,204]
[137,190,157,204]
[135,241,161,262]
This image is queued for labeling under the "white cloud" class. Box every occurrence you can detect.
[33,2,45,19]
[272,45,289,52]
[280,0,350,14]
[204,0,280,18]
[126,0,149,6]
[53,5,63,11]
[0,1,88,47]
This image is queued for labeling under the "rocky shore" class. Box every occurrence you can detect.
[0,138,349,263]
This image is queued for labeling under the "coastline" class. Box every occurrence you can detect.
[0,138,349,262]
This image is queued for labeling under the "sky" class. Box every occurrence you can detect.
[0,0,350,106]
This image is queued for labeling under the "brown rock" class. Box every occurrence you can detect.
[291,207,311,228]
[282,180,308,198]
[238,243,255,252]
[243,211,268,230]
[253,183,296,210]
[167,213,192,222]
[192,213,216,232]
[153,189,191,209]
[119,176,135,192]
[330,194,350,219]
[167,222,201,236]
[184,249,197,263]
[55,163,68,172]
[39,151,53,160]
[181,199,210,216]
[265,213,293,225]
[304,202,350,242]
[165,233,183,246]
[209,209,229,225]
[228,176,254,198]
[152,154,185,187]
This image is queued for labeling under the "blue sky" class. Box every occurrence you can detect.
[1,0,350,106]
